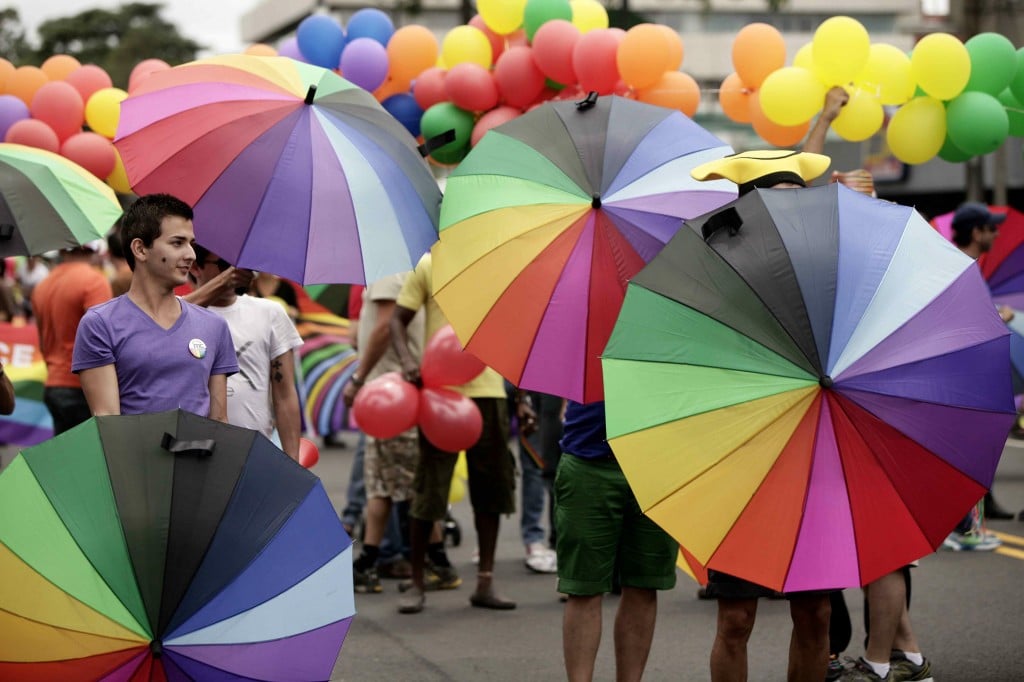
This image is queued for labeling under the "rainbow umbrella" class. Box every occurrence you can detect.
[300,333,358,435]
[0,410,354,679]
[0,322,53,445]
[603,184,1014,591]
[432,95,735,403]
[0,143,121,257]
[114,54,440,285]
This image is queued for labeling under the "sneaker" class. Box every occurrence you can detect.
[841,657,893,681]
[398,564,462,592]
[397,586,425,614]
[889,651,933,682]
[942,530,1002,551]
[378,558,413,579]
[353,566,382,594]
[826,654,846,681]
[525,542,557,574]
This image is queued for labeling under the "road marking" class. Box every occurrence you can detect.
[989,530,1024,547]
[996,546,1024,561]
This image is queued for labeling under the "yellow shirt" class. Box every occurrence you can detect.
[397,253,505,398]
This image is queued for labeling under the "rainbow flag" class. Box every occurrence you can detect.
[0,323,53,445]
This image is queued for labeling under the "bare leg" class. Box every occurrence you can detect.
[564,594,602,682]
[710,598,757,682]
[362,496,392,546]
[892,600,921,654]
[614,587,658,682]
[865,571,905,664]
[408,517,432,591]
[787,593,831,682]
[473,510,513,605]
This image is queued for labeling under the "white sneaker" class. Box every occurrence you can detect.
[942,530,1002,551]
[525,542,557,574]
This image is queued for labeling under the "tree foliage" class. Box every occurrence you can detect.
[0,8,36,64]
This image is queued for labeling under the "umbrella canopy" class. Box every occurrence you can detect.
[603,184,1014,591]
[432,95,735,403]
[114,54,440,285]
[0,410,354,680]
[0,143,121,257]
[300,333,358,435]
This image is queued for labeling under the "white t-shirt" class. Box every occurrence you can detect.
[208,295,303,437]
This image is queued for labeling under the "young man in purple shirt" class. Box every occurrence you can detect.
[73,194,237,419]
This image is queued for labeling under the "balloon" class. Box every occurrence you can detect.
[277,36,307,62]
[341,38,389,92]
[413,67,448,110]
[448,469,466,503]
[478,0,527,35]
[65,64,112,102]
[758,67,825,126]
[107,148,133,194]
[382,93,424,137]
[656,25,684,71]
[946,91,1009,156]
[637,71,700,116]
[964,32,1016,95]
[0,94,29,139]
[346,8,394,45]
[4,118,59,153]
[570,0,608,33]
[61,132,117,179]
[732,22,785,89]
[468,16,507,63]
[421,325,487,388]
[572,28,622,95]
[719,73,753,124]
[855,44,914,106]
[937,134,972,163]
[418,387,484,453]
[244,43,277,56]
[298,438,319,468]
[885,96,946,165]
[442,26,493,68]
[750,92,810,147]
[7,66,49,106]
[30,81,84,142]
[84,87,128,139]
[40,54,81,81]
[617,24,674,91]
[471,105,520,146]
[388,25,440,85]
[812,16,870,86]
[128,59,170,93]
[296,15,346,68]
[793,42,828,84]
[1010,48,1024,104]
[445,63,499,112]
[352,371,420,439]
[523,0,573,42]
[532,20,580,86]
[998,89,1024,137]
[830,88,884,142]
[911,33,970,101]
[420,102,474,165]
[493,46,545,109]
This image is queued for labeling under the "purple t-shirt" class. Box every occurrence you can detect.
[72,296,238,416]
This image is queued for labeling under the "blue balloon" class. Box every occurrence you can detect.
[382,94,423,138]
[297,15,346,69]
[345,8,394,46]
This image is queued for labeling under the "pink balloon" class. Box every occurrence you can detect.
[128,59,171,92]
[64,64,113,103]
[29,81,84,141]
[494,46,545,109]
[573,29,622,95]
[60,132,116,178]
[5,118,59,152]
[352,371,420,439]
[413,67,448,110]
[471,105,520,146]
[445,63,499,113]
[298,437,320,468]
[532,20,580,86]
[418,387,484,452]
[421,325,487,388]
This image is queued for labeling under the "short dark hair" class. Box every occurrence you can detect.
[120,194,193,271]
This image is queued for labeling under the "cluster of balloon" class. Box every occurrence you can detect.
[352,326,486,452]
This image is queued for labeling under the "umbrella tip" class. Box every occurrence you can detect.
[305,85,317,105]
[591,194,601,209]
[576,91,599,111]
[150,640,163,658]
[819,376,833,389]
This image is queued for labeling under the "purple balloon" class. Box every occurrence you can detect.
[0,95,29,140]
[340,38,389,92]
[277,36,308,63]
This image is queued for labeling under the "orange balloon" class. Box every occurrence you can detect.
[655,25,684,70]
[41,54,82,81]
[750,91,810,147]
[373,77,408,102]
[7,66,49,106]
[387,25,439,84]
[0,58,14,91]
[637,71,700,116]
[733,23,786,89]
[244,43,277,56]
[719,72,753,124]
[616,23,673,90]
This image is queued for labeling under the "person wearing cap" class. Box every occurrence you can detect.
[31,241,113,434]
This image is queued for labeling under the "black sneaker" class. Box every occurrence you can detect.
[889,650,933,682]
[353,566,382,594]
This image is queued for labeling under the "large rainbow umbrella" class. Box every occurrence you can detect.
[432,95,735,403]
[114,54,440,285]
[603,184,1014,591]
[0,410,354,679]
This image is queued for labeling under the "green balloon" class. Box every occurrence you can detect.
[997,88,1024,137]
[946,91,1009,156]
[965,33,1017,95]
[420,102,474,165]
[1009,47,1024,104]
[937,135,972,163]
[523,0,573,42]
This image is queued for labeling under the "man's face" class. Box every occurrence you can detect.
[974,223,999,253]
[141,216,195,285]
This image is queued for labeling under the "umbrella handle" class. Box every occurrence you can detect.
[161,432,215,458]
[701,207,743,242]
[418,129,457,158]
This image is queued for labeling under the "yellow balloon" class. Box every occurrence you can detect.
[441,25,493,68]
[830,87,884,142]
[454,450,468,479]
[812,16,870,86]
[106,148,133,194]
[886,96,947,164]
[758,67,826,126]
[477,0,527,35]
[570,0,608,33]
[856,43,914,106]
[793,43,829,83]
[85,87,129,139]
[448,475,465,504]
[911,33,970,101]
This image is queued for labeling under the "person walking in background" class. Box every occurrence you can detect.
[516,388,562,574]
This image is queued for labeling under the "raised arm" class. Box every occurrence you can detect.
[803,86,849,154]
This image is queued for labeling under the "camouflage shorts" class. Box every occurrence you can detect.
[364,434,418,502]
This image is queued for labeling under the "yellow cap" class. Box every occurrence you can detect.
[691,150,831,190]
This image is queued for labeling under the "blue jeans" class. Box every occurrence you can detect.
[341,432,405,561]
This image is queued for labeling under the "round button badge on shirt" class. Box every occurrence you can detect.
[188,338,207,359]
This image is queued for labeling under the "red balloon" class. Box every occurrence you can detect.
[5,118,60,152]
[471,105,520,146]
[60,132,116,178]
[532,20,580,86]
[352,371,420,439]
[494,46,545,109]
[64,64,113,103]
[444,63,499,112]
[128,58,171,93]
[30,81,84,142]
[572,29,622,95]
[418,387,484,453]
[298,437,320,468]
[413,67,448,110]
[469,15,506,62]
[421,325,487,388]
